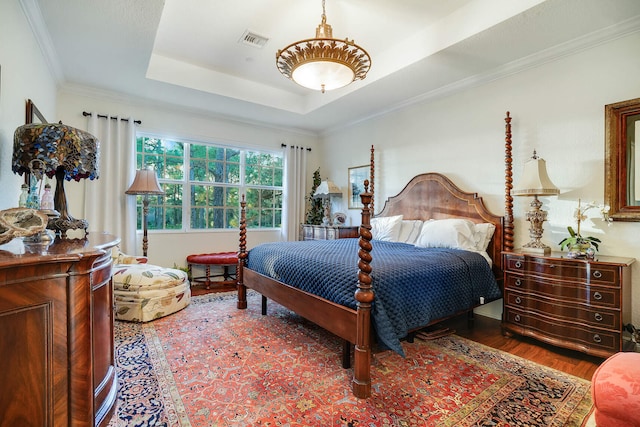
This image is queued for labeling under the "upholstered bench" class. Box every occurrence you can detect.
[112,251,191,322]
[591,351,640,427]
[186,252,238,289]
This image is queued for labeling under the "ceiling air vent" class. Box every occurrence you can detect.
[239,30,269,48]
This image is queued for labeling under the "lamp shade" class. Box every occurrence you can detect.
[126,169,164,195]
[313,180,341,198]
[12,123,99,181]
[513,152,559,197]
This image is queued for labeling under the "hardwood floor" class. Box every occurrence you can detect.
[437,313,605,381]
[190,284,606,381]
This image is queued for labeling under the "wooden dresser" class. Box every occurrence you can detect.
[301,224,359,240]
[0,233,119,427]
[503,250,635,358]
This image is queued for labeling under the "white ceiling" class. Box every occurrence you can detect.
[27,0,640,133]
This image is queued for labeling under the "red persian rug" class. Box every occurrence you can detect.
[109,291,593,426]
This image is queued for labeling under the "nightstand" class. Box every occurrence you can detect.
[502,250,635,358]
[300,224,359,240]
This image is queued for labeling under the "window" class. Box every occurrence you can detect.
[135,135,283,231]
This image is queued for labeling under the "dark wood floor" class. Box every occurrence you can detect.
[191,284,604,381]
[437,313,604,381]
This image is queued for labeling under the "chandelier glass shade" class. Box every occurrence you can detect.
[276,0,371,93]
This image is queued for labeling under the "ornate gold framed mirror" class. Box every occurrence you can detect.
[605,97,640,221]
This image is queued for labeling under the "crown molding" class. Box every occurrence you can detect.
[19,0,64,84]
[59,83,319,138]
[324,16,640,136]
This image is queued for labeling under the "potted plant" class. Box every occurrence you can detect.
[305,168,324,225]
[558,199,611,258]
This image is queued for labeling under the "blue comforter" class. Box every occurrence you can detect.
[247,238,501,355]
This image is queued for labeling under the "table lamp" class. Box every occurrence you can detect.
[313,179,341,225]
[126,169,165,256]
[12,122,100,237]
[512,150,560,254]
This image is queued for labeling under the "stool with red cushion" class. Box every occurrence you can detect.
[591,351,640,427]
[186,252,239,289]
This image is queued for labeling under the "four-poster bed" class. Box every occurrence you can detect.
[237,115,515,399]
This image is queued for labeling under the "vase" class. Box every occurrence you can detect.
[568,242,591,258]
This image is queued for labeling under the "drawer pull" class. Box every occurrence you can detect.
[514,279,522,287]
[593,292,603,300]
[515,296,522,304]
[514,314,521,322]
[593,334,602,343]
[594,313,603,322]
[514,261,522,268]
[593,270,602,279]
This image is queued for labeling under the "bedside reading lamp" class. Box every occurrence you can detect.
[513,150,560,254]
[313,180,341,225]
[12,122,100,237]
[126,169,165,256]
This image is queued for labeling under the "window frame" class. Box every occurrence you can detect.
[135,132,284,233]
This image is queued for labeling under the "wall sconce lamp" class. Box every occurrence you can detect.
[313,179,342,225]
[126,169,165,256]
[513,150,560,254]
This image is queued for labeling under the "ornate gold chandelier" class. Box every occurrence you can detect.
[276,0,371,93]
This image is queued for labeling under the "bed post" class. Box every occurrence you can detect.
[370,145,375,214]
[237,195,247,309]
[504,112,514,252]
[353,180,373,399]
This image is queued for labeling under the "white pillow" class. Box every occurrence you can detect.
[370,215,403,241]
[397,220,423,244]
[414,218,477,251]
[474,223,496,252]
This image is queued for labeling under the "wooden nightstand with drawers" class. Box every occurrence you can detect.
[502,250,635,358]
[300,224,359,241]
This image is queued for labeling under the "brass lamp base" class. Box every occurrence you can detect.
[48,216,88,238]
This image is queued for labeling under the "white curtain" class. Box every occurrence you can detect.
[282,145,308,241]
[85,114,137,253]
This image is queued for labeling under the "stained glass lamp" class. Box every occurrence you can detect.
[13,122,100,237]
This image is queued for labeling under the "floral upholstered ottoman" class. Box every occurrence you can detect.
[112,259,191,322]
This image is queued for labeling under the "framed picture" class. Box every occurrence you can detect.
[348,165,369,209]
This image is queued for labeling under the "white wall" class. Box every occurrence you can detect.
[0,0,57,210]
[320,31,640,322]
[56,90,320,267]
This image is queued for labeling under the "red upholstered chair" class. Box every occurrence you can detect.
[186,252,238,289]
[591,352,640,427]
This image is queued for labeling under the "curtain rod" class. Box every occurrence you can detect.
[82,111,142,125]
[281,143,311,152]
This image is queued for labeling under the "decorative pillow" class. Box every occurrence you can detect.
[414,218,477,251]
[397,220,423,244]
[370,215,403,242]
[474,223,496,252]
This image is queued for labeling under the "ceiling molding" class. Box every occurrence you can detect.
[58,82,319,138]
[322,15,640,136]
[19,0,64,84]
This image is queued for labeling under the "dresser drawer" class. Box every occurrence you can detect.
[504,273,619,308]
[504,289,620,329]
[504,307,619,355]
[504,254,619,285]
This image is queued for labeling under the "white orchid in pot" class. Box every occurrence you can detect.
[559,199,612,258]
